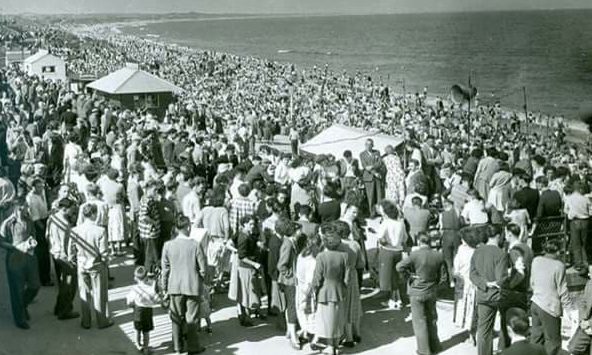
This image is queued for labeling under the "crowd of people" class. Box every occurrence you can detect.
[0,16,591,355]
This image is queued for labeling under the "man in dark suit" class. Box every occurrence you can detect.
[161,215,207,354]
[500,308,546,355]
[359,139,384,217]
[397,233,444,355]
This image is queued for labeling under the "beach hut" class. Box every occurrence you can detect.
[23,49,66,81]
[300,124,404,158]
[86,63,183,117]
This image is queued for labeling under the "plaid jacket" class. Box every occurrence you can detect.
[139,195,160,239]
[229,197,256,235]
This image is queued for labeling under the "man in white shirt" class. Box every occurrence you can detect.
[182,177,205,228]
[26,177,52,286]
[461,189,489,226]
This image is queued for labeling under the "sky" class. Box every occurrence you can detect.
[2,0,592,15]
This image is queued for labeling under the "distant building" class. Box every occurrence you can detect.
[23,49,66,81]
[86,63,183,117]
[4,49,32,67]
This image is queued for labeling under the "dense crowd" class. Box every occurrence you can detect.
[0,17,591,355]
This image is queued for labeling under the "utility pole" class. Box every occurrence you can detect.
[522,86,528,136]
[467,72,472,143]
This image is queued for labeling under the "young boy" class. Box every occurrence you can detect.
[126,266,161,354]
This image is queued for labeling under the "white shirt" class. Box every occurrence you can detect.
[182,191,202,224]
[461,199,489,225]
[26,191,48,221]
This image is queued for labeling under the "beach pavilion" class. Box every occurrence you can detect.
[86,63,183,117]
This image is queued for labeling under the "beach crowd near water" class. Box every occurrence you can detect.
[1,16,592,355]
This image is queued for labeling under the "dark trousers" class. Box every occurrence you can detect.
[531,302,562,355]
[476,303,508,355]
[53,258,77,318]
[159,221,174,258]
[281,284,297,324]
[33,218,51,285]
[568,327,592,355]
[441,230,460,285]
[410,295,441,355]
[5,252,40,327]
[290,139,299,156]
[169,294,202,353]
[570,219,589,270]
[143,238,160,274]
[364,180,383,216]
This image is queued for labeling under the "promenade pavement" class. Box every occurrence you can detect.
[0,218,480,355]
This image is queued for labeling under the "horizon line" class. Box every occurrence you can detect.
[4,7,592,17]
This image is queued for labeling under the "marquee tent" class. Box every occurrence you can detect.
[300,124,404,158]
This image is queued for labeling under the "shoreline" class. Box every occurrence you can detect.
[62,18,588,143]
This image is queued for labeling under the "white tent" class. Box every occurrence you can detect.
[300,124,404,158]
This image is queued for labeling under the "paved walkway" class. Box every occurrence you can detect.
[0,218,484,355]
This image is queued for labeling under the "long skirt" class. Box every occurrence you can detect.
[454,277,476,331]
[296,283,316,334]
[316,301,345,339]
[344,269,362,329]
[237,266,261,310]
[108,204,126,243]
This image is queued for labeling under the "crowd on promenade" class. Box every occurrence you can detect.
[0,18,592,355]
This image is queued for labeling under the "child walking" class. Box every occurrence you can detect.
[126,266,162,354]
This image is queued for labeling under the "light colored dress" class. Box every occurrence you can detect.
[383,154,406,206]
[453,243,476,331]
[296,254,317,335]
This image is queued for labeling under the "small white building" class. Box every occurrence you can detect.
[23,49,66,82]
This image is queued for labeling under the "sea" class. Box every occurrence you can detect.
[120,10,592,124]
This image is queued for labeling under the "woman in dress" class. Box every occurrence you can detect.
[310,223,349,355]
[234,215,262,327]
[382,145,406,206]
[376,199,409,309]
[296,231,322,343]
[453,227,479,344]
[200,191,231,292]
[276,217,303,349]
[334,217,364,348]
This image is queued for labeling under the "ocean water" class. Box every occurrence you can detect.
[122,10,592,121]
